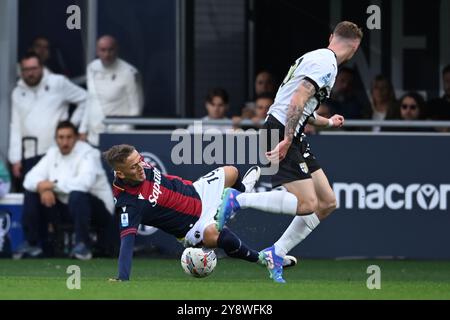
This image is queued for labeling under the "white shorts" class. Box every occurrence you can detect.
[184,167,225,247]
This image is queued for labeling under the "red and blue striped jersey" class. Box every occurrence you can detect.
[112,166,202,239]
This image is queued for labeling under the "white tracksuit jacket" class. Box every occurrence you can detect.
[23,141,114,214]
[8,72,87,163]
[79,58,143,146]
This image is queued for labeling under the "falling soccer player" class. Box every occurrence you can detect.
[103,144,296,281]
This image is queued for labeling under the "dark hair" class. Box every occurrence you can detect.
[255,92,275,101]
[371,75,396,101]
[255,69,274,78]
[20,51,42,65]
[255,70,276,86]
[399,92,427,119]
[443,65,450,76]
[205,88,229,104]
[55,121,78,136]
[103,144,136,169]
[333,21,363,40]
[32,36,50,45]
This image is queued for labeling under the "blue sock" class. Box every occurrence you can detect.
[217,227,259,262]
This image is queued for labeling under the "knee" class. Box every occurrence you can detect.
[323,196,337,212]
[202,224,219,248]
[68,192,91,213]
[24,191,41,205]
[224,166,238,177]
[223,166,239,188]
[297,196,319,215]
[317,196,337,219]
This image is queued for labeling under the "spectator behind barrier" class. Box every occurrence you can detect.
[187,88,233,133]
[17,37,57,78]
[328,67,365,120]
[382,92,432,132]
[428,65,450,132]
[31,36,72,76]
[18,121,116,260]
[233,92,274,130]
[8,52,87,190]
[254,70,276,97]
[241,70,276,121]
[253,92,274,123]
[364,75,398,132]
[231,104,255,131]
[79,35,144,147]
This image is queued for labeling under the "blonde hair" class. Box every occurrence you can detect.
[333,21,363,40]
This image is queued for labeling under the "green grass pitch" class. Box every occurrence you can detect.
[0,258,449,300]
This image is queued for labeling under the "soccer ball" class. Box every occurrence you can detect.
[181,247,217,278]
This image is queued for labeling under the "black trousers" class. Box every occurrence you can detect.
[22,191,118,255]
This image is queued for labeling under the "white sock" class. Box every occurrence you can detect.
[274,213,320,257]
[236,191,297,215]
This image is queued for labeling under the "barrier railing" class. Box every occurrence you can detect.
[103,117,450,129]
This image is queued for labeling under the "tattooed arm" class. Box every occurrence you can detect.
[265,79,316,162]
[284,79,317,142]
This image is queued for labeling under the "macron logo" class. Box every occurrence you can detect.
[148,167,163,207]
[333,182,450,211]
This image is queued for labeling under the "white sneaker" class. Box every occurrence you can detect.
[242,166,261,193]
[283,255,298,268]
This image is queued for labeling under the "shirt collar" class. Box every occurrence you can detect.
[326,48,337,59]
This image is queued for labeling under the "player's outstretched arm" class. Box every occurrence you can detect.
[116,233,136,281]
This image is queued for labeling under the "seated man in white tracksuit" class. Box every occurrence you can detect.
[21,121,115,260]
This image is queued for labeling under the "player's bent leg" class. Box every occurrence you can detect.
[222,165,255,193]
[222,166,239,188]
[204,224,260,263]
[269,171,335,265]
[268,179,320,273]
[202,224,220,248]
[311,169,337,221]
[283,178,319,215]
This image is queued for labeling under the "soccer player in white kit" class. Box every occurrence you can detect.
[220,21,363,283]
[260,21,363,282]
